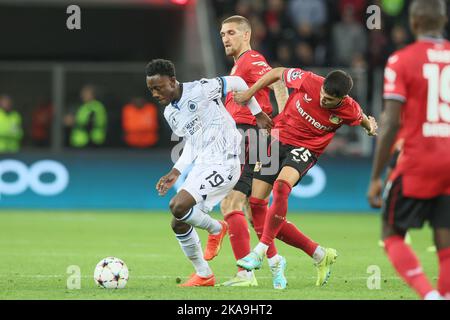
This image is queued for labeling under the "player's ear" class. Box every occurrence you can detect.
[169,76,177,88]
[244,30,251,41]
[409,16,419,35]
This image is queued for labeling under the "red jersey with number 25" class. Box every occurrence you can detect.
[383,38,450,198]
[225,50,273,125]
[274,68,363,156]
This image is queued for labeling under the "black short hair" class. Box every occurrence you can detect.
[323,70,353,98]
[146,59,176,78]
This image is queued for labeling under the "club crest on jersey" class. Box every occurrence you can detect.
[188,101,198,112]
[230,66,237,75]
[329,115,343,125]
[287,69,304,81]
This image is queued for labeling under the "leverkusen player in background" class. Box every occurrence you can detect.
[234,66,378,286]
[367,0,450,300]
[213,15,289,289]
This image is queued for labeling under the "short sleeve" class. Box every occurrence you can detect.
[383,54,407,103]
[344,100,364,126]
[282,68,310,89]
[199,77,225,101]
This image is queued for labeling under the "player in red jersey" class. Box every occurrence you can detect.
[213,15,288,289]
[214,15,330,289]
[234,66,377,285]
[367,0,450,300]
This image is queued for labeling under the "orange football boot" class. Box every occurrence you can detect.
[178,273,216,287]
[203,221,228,261]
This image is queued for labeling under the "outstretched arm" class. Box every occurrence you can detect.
[221,76,273,130]
[221,76,263,115]
[234,67,287,106]
[269,80,289,113]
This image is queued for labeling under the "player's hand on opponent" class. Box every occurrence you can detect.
[156,168,181,196]
[255,111,274,134]
[233,90,251,106]
[365,116,378,136]
[367,178,383,208]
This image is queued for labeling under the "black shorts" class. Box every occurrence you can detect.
[383,176,450,230]
[253,139,318,187]
[232,124,263,197]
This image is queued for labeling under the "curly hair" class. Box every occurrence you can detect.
[145,59,176,78]
[323,70,353,98]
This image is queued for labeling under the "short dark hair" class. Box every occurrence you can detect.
[146,59,176,78]
[409,0,447,32]
[222,15,251,31]
[323,70,353,98]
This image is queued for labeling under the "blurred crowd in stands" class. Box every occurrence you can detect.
[2,0,448,153]
[212,0,414,71]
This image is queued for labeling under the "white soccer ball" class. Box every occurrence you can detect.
[94,257,129,289]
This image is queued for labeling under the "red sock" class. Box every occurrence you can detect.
[384,235,434,299]
[260,180,291,246]
[249,197,278,258]
[224,211,250,262]
[278,221,319,257]
[250,196,318,257]
[438,247,450,299]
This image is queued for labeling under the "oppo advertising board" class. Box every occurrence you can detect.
[0,153,373,212]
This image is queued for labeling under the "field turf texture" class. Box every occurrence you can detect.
[0,210,438,300]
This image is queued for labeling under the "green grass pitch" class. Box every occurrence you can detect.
[0,210,438,300]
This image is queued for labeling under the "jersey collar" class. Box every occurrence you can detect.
[235,49,251,62]
[171,83,184,110]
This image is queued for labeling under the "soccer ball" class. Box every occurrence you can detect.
[94,257,129,289]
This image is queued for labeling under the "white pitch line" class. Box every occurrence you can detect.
[0,274,407,281]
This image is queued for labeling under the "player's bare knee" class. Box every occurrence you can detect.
[382,222,406,240]
[381,224,395,240]
[228,199,245,213]
[232,194,246,209]
[433,228,450,251]
[220,196,231,214]
[168,197,178,216]
[274,180,291,194]
[169,197,190,219]
[221,191,246,214]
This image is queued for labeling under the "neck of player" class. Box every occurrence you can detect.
[173,82,183,102]
[417,29,443,40]
[234,45,251,61]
